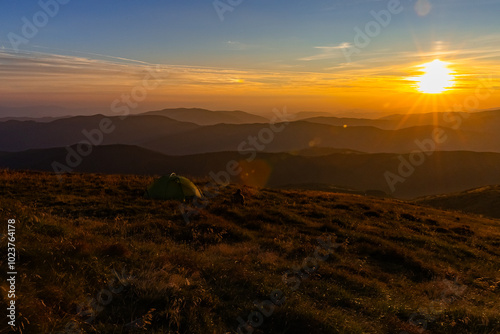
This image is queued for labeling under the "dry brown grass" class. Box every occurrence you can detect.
[0,169,499,333]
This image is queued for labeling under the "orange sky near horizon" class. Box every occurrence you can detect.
[1,48,499,118]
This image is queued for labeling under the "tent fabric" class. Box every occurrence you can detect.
[145,173,203,201]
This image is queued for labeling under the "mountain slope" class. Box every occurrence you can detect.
[416,185,500,219]
[0,116,70,123]
[306,110,500,131]
[2,113,500,154]
[292,111,334,119]
[2,145,500,198]
[0,170,499,333]
[302,116,396,129]
[141,121,500,155]
[0,114,199,151]
[0,105,102,118]
[379,110,500,131]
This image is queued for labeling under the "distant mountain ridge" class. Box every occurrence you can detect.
[0,105,105,118]
[303,109,500,131]
[139,108,269,125]
[140,121,500,155]
[2,145,500,199]
[0,114,199,152]
[0,116,71,123]
[3,107,500,200]
[2,111,500,154]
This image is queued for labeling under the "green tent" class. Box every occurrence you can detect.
[145,173,203,201]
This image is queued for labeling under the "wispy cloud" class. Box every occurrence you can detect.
[1,39,499,114]
[298,43,352,61]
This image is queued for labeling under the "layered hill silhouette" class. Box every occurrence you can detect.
[2,144,500,198]
[141,121,500,155]
[0,114,199,151]
[2,108,500,199]
[2,109,500,153]
[304,109,500,131]
[0,105,100,118]
[301,116,396,129]
[0,116,69,123]
[2,113,500,154]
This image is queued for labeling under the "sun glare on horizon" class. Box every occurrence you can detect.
[415,59,455,94]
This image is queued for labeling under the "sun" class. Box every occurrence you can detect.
[415,59,455,94]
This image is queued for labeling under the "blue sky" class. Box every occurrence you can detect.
[2,0,499,69]
[1,0,499,115]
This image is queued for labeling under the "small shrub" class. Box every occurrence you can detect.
[400,213,420,222]
[100,242,130,257]
[33,223,66,237]
[424,218,438,225]
[364,211,381,218]
[334,204,352,211]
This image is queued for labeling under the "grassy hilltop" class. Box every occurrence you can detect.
[0,170,499,333]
